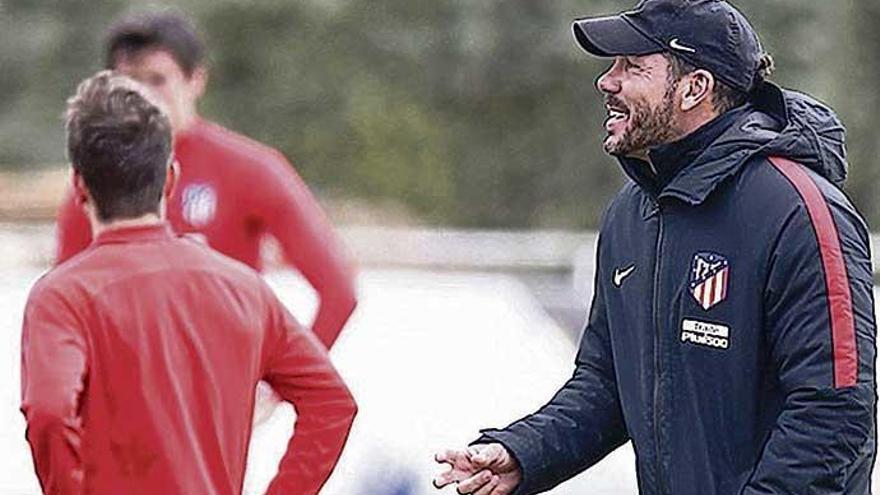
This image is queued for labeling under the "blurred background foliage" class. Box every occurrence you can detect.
[1,0,878,228]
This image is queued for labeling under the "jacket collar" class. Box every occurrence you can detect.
[94,222,175,246]
[618,104,752,204]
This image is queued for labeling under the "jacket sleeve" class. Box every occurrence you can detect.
[255,152,357,349]
[20,285,89,494]
[261,288,357,495]
[742,199,876,493]
[55,188,93,265]
[474,234,628,495]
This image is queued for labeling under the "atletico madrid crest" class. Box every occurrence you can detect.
[689,252,729,311]
[182,183,217,228]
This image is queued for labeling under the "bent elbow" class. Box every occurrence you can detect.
[297,384,357,433]
[343,294,358,322]
[346,394,358,423]
[337,384,358,423]
[320,278,358,321]
[336,283,358,317]
[21,400,78,443]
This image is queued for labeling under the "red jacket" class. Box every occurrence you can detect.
[56,119,356,348]
[21,224,356,494]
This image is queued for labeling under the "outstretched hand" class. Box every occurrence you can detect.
[433,443,522,494]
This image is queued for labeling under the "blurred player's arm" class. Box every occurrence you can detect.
[259,152,357,349]
[741,203,875,493]
[261,287,357,495]
[55,186,93,265]
[464,235,628,495]
[20,285,89,494]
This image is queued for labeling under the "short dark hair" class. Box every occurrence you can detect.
[664,52,775,114]
[106,11,205,76]
[66,71,173,222]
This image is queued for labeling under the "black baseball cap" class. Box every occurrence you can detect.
[572,0,763,93]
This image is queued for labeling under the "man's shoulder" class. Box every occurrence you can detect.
[194,119,290,170]
[754,155,869,247]
[44,235,265,299]
[739,155,863,223]
[27,256,89,308]
[176,239,278,312]
[170,234,266,285]
[612,181,642,205]
[600,181,648,225]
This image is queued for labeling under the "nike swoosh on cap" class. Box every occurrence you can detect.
[669,38,697,53]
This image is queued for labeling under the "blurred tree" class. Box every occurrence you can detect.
[0,0,877,229]
[843,0,880,223]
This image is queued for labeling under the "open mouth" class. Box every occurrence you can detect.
[605,101,630,129]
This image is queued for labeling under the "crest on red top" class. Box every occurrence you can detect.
[182,183,217,227]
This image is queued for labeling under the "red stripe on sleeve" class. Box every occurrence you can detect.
[769,156,857,388]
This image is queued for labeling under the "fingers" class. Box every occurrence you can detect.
[435,449,467,465]
[456,469,494,494]
[469,443,506,469]
[473,474,501,495]
[433,446,509,492]
[466,445,485,460]
[432,467,458,489]
[433,449,473,489]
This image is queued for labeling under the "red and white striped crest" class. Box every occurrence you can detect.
[689,252,729,311]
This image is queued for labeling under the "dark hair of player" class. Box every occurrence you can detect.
[65,71,173,221]
[105,11,205,76]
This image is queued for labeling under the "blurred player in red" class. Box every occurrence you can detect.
[21,70,356,494]
[55,12,357,351]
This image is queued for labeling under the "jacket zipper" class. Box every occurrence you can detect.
[652,202,666,495]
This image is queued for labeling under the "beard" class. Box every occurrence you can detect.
[603,88,679,157]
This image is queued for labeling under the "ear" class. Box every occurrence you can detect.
[164,159,179,200]
[189,66,208,100]
[72,169,89,206]
[680,69,715,112]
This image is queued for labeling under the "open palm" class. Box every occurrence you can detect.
[433,443,521,494]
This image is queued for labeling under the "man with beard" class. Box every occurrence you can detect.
[433,1,876,494]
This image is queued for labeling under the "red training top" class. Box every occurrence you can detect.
[21,224,356,495]
[55,119,356,348]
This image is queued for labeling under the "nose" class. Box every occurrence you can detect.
[596,67,620,95]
